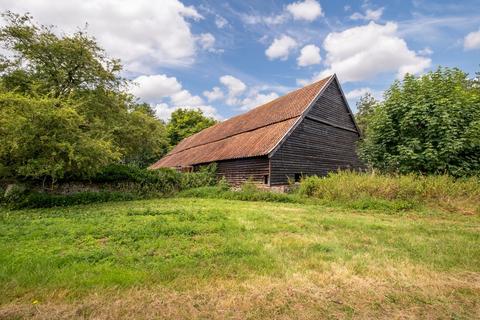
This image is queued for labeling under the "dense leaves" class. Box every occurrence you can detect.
[0,13,175,181]
[167,108,217,146]
[0,92,119,181]
[359,68,480,176]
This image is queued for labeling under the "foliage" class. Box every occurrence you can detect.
[166,108,217,146]
[0,92,119,181]
[298,171,480,214]
[0,11,122,97]
[0,12,169,181]
[354,92,379,134]
[179,186,304,204]
[0,164,218,209]
[7,191,137,209]
[359,67,480,176]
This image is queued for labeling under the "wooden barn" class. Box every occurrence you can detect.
[149,74,364,186]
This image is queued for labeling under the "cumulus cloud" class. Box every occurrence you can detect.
[220,75,247,105]
[286,0,324,21]
[130,74,221,120]
[345,87,375,100]
[130,74,182,103]
[2,0,207,72]
[297,44,321,67]
[265,35,298,60]
[464,29,480,50]
[203,86,224,102]
[350,8,384,21]
[302,22,431,83]
[240,92,279,111]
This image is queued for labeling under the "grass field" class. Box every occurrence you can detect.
[1,197,479,319]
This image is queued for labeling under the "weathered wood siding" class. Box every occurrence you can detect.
[269,80,363,185]
[215,156,270,186]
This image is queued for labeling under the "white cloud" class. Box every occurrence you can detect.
[130,74,182,103]
[241,13,288,25]
[297,44,321,67]
[130,74,221,120]
[265,35,298,60]
[215,15,228,28]
[197,33,216,51]
[464,29,480,50]
[170,90,204,106]
[418,47,433,56]
[240,92,279,111]
[286,0,323,21]
[305,22,431,83]
[2,0,206,72]
[203,86,224,102]
[350,8,384,21]
[220,75,247,105]
[345,87,374,100]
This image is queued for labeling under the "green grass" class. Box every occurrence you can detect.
[1,197,479,319]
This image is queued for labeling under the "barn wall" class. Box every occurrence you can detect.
[214,156,270,186]
[269,80,363,186]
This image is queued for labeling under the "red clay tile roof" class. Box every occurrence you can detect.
[150,75,332,169]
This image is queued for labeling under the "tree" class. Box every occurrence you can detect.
[359,67,480,176]
[0,92,119,182]
[0,12,169,181]
[0,11,122,97]
[354,92,378,135]
[166,108,217,146]
[117,103,169,167]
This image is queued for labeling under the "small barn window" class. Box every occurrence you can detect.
[294,173,302,183]
[263,174,269,185]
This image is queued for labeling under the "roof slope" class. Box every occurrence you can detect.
[150,75,332,168]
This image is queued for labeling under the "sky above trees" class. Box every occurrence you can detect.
[2,0,480,120]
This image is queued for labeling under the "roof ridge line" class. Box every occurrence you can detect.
[167,116,301,157]
[173,75,334,150]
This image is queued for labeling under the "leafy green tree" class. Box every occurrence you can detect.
[355,92,378,135]
[0,12,169,180]
[117,104,169,167]
[359,67,480,176]
[0,92,119,183]
[166,108,217,146]
[0,11,122,97]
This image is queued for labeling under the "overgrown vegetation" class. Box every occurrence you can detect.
[0,12,216,184]
[1,198,478,319]
[298,171,480,214]
[1,163,217,209]
[357,67,480,176]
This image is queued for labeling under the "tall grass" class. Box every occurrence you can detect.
[299,171,480,214]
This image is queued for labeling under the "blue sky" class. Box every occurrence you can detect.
[2,0,480,120]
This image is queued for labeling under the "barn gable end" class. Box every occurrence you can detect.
[268,77,363,185]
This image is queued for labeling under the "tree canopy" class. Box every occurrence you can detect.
[359,67,480,176]
[166,108,217,147]
[0,12,173,181]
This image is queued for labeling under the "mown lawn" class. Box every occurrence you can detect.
[0,197,479,319]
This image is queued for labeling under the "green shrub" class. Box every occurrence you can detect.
[178,186,304,204]
[3,183,28,204]
[8,191,138,209]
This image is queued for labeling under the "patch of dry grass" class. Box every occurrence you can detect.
[1,266,478,319]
